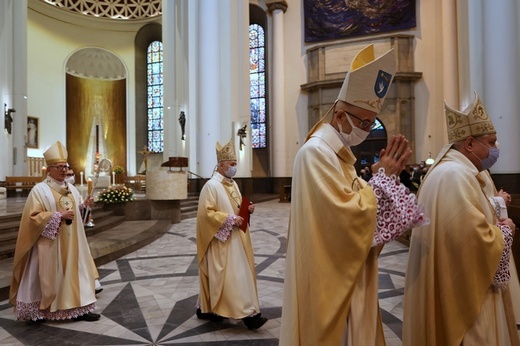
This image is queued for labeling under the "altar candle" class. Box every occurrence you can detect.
[87,178,93,196]
[96,124,99,153]
[42,166,47,178]
[80,171,84,186]
[112,172,116,186]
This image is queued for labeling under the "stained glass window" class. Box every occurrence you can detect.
[147,41,164,153]
[249,24,266,148]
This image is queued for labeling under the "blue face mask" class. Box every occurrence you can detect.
[473,139,500,171]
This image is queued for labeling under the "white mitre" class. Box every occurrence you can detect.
[337,44,396,113]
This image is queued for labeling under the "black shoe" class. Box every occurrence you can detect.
[95,288,103,294]
[73,312,100,322]
[196,308,224,322]
[243,314,268,330]
[26,318,45,324]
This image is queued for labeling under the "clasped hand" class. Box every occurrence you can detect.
[499,218,516,236]
[61,209,74,221]
[371,134,412,177]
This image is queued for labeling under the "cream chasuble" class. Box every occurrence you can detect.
[196,172,259,319]
[280,123,379,346]
[10,179,98,320]
[403,149,519,345]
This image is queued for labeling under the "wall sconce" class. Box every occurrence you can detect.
[178,111,186,140]
[237,123,247,151]
[425,152,434,165]
[4,103,15,135]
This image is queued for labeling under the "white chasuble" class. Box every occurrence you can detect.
[196,172,259,319]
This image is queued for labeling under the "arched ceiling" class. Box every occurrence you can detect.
[40,0,162,21]
[66,48,126,80]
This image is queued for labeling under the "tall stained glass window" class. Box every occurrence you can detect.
[249,24,266,148]
[147,41,164,153]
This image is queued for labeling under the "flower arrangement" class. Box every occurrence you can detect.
[113,165,125,175]
[97,185,134,204]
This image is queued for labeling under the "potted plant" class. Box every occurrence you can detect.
[113,165,125,185]
[96,185,135,216]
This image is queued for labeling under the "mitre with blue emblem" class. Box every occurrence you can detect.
[337,44,396,113]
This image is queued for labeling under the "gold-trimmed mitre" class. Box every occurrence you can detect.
[216,139,236,162]
[43,141,68,165]
[337,44,396,113]
[445,93,496,143]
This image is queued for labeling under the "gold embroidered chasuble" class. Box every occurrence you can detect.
[403,149,519,345]
[10,179,98,318]
[280,123,379,345]
[196,172,259,319]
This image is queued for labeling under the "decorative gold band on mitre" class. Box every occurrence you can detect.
[445,92,496,143]
[216,139,236,162]
[43,141,68,165]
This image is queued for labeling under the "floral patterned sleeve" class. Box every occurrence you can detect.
[214,215,236,242]
[368,168,428,247]
[42,212,61,240]
[493,224,513,288]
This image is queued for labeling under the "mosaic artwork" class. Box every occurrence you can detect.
[304,0,416,42]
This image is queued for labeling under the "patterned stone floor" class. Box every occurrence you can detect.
[0,199,408,345]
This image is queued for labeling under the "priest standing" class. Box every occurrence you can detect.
[196,139,268,330]
[9,141,100,322]
[280,45,427,345]
[403,94,519,345]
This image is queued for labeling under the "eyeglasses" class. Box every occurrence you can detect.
[338,110,376,130]
[49,165,70,171]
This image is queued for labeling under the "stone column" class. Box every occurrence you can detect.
[192,1,249,178]
[482,0,520,173]
[162,0,178,160]
[441,0,459,109]
[195,0,222,177]
[267,1,288,177]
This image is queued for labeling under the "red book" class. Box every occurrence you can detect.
[238,196,251,232]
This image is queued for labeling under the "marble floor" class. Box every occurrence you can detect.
[0,199,409,345]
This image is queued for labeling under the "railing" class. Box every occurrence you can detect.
[188,171,206,180]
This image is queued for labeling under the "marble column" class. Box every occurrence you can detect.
[482,0,520,173]
[193,1,249,178]
[162,0,178,160]
[267,0,288,177]
[441,0,459,108]
[195,0,222,177]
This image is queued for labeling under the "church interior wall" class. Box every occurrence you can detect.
[26,7,140,173]
[0,1,518,191]
[0,1,15,179]
[410,0,451,164]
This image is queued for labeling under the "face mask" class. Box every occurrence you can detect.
[224,165,237,178]
[473,139,500,171]
[65,176,75,185]
[337,114,369,147]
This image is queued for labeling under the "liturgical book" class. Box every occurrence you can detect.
[238,196,251,232]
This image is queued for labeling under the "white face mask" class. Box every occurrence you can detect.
[65,176,75,185]
[337,114,370,147]
[224,165,237,178]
